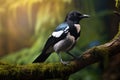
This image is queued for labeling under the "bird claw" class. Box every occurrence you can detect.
[61,60,70,65]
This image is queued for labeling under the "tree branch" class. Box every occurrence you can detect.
[0,27,120,80]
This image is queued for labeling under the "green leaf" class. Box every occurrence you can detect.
[116,0,119,8]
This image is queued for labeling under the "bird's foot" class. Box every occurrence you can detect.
[60,60,69,65]
[66,52,79,59]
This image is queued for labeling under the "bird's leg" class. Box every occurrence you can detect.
[66,52,78,59]
[57,53,69,65]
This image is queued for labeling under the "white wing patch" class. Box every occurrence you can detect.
[64,26,69,32]
[52,31,64,38]
[52,26,69,38]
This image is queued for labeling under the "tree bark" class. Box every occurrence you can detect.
[0,26,120,80]
[102,0,120,80]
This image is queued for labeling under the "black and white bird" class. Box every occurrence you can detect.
[33,10,89,64]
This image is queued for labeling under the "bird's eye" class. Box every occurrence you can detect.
[77,13,81,16]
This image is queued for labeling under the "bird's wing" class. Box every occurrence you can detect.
[52,22,69,38]
[42,23,70,53]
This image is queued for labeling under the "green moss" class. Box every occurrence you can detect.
[114,27,120,40]
[94,45,109,68]
[94,45,109,55]
[116,0,119,7]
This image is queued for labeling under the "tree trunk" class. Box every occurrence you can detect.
[102,0,120,80]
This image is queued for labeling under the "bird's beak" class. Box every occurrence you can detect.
[80,14,90,18]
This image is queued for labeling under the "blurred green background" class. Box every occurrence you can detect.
[0,0,116,80]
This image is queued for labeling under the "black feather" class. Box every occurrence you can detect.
[33,33,68,63]
[33,52,51,63]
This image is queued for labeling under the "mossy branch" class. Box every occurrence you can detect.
[0,27,120,80]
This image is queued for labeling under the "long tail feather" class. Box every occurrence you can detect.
[33,52,51,63]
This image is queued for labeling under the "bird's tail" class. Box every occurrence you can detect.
[33,51,51,63]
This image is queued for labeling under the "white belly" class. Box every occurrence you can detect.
[53,33,75,53]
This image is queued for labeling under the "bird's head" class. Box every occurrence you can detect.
[65,10,90,24]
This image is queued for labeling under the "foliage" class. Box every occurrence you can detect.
[0,0,113,80]
[116,0,119,7]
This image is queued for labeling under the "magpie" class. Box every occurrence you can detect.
[33,10,89,64]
